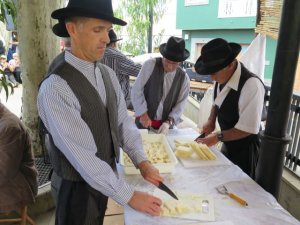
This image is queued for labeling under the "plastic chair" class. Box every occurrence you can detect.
[0,206,35,225]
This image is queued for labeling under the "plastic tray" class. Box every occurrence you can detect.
[120,133,178,174]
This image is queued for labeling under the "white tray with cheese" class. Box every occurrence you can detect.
[120,133,178,174]
[167,136,232,168]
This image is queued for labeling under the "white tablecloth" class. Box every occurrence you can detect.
[119,129,300,225]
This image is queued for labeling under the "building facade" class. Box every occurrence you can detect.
[176,0,278,82]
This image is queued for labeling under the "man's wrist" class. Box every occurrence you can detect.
[216,131,224,142]
[138,160,151,173]
[165,117,174,126]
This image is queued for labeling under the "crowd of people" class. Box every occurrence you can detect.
[0,0,265,224]
[0,31,22,87]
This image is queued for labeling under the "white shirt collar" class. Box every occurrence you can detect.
[225,61,241,91]
[214,61,241,107]
[65,51,96,76]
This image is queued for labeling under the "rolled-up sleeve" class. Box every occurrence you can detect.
[235,78,265,134]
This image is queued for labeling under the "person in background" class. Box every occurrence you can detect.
[194,38,265,179]
[131,36,190,135]
[0,100,38,213]
[107,29,122,48]
[8,53,22,84]
[7,31,19,62]
[60,37,71,52]
[48,37,71,74]
[0,54,19,87]
[37,0,163,224]
[0,40,6,55]
[100,29,141,109]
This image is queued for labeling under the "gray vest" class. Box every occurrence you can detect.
[144,58,186,122]
[42,57,119,181]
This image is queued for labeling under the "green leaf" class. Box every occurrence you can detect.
[0,74,14,101]
[115,0,166,54]
[0,0,17,27]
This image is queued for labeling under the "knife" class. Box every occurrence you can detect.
[158,182,178,200]
[148,126,158,134]
[194,133,205,141]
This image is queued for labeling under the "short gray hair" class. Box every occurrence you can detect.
[65,17,88,32]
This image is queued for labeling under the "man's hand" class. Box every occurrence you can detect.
[195,132,218,147]
[128,191,162,216]
[138,160,163,186]
[202,120,215,136]
[158,122,170,135]
[139,112,152,128]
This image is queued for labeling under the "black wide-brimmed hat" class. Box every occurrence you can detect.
[194,38,241,75]
[108,30,122,44]
[51,0,127,37]
[159,36,190,62]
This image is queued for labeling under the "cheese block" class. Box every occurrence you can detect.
[199,143,217,160]
[174,139,217,160]
[175,146,193,158]
[190,142,209,160]
[161,200,199,216]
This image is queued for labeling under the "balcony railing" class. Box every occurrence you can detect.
[283,87,300,176]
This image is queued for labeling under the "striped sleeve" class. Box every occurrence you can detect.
[37,75,135,205]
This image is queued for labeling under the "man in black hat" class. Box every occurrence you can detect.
[37,0,163,224]
[194,38,265,179]
[100,29,141,109]
[131,36,190,134]
[107,29,122,48]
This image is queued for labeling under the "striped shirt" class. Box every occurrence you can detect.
[131,57,190,124]
[100,47,141,107]
[37,51,147,206]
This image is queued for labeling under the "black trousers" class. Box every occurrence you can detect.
[221,134,260,179]
[55,179,108,225]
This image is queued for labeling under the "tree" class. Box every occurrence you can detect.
[115,0,166,55]
[16,0,63,155]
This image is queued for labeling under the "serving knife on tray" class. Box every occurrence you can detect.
[158,182,178,200]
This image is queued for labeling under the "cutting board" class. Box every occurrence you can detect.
[167,136,232,168]
[154,189,215,222]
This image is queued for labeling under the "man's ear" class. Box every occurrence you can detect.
[228,60,237,70]
[65,22,76,37]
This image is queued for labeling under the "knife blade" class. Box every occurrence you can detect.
[158,182,178,200]
[149,126,158,134]
[194,133,205,141]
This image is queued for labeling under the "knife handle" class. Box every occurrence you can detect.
[194,133,205,141]
[228,193,248,206]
